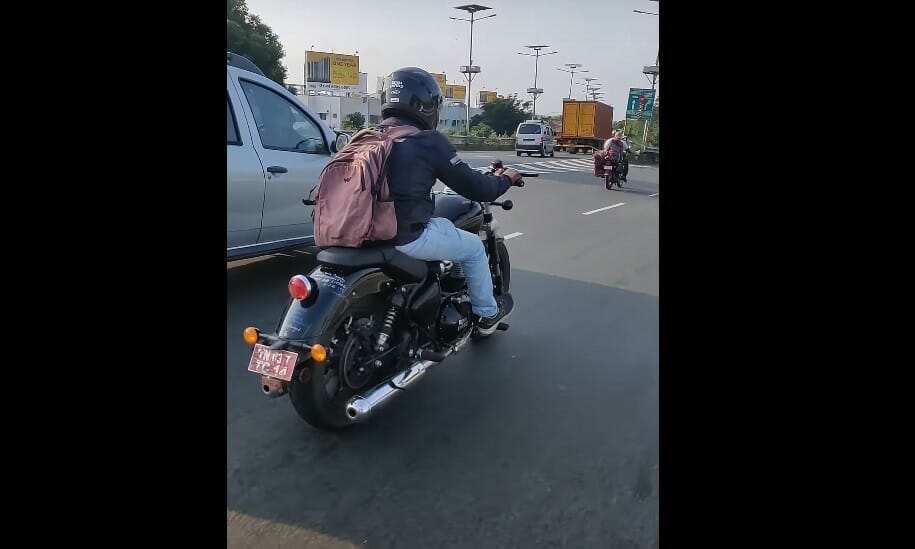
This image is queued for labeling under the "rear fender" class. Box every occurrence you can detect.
[275,266,391,342]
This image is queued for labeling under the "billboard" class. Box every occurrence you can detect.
[444,84,466,100]
[305,51,360,92]
[479,90,498,104]
[431,73,447,94]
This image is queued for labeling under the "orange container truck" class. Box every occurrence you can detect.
[556,100,614,154]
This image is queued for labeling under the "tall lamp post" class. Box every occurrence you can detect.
[634,2,659,148]
[557,64,587,99]
[450,4,496,135]
[517,45,558,118]
[577,78,600,100]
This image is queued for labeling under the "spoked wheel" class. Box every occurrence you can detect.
[475,241,511,341]
[287,297,386,431]
[494,240,511,295]
[605,172,613,190]
[339,322,376,392]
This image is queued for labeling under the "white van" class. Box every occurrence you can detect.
[515,120,556,157]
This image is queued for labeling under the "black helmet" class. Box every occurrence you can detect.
[380,67,443,130]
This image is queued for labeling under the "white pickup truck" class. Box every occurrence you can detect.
[227,52,349,261]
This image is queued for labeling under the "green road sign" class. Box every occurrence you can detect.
[626,88,656,120]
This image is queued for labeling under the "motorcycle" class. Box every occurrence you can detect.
[604,150,628,190]
[241,160,534,431]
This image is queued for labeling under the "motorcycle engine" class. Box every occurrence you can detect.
[439,294,472,341]
[440,261,466,293]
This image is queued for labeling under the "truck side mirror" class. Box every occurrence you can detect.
[332,132,351,153]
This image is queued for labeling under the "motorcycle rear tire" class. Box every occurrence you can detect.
[287,296,386,431]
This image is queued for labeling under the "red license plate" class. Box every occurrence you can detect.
[247,344,298,382]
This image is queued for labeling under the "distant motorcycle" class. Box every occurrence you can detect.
[603,150,628,190]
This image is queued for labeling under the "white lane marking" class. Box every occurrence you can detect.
[552,159,592,168]
[503,232,524,240]
[582,202,625,216]
[511,163,558,173]
[272,253,296,257]
[538,161,586,171]
[473,164,557,174]
[293,249,313,254]
[649,193,659,197]
[553,160,587,170]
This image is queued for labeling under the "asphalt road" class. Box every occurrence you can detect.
[227,154,659,549]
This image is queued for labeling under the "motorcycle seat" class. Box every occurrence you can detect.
[316,246,429,283]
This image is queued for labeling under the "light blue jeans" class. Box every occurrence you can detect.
[395,218,498,318]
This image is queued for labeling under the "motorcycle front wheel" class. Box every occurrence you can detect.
[474,241,511,341]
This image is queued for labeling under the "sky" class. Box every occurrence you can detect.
[244,0,659,117]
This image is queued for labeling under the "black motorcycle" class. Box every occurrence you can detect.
[604,150,628,190]
[242,160,534,431]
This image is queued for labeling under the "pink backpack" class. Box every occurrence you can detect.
[311,125,419,248]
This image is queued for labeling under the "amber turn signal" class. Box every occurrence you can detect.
[310,344,327,362]
[243,327,259,345]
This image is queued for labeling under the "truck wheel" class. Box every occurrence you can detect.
[569,148,576,154]
[516,151,521,156]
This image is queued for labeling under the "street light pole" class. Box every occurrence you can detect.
[579,77,598,100]
[634,4,660,148]
[451,5,496,135]
[640,52,659,148]
[557,64,587,99]
[518,45,558,118]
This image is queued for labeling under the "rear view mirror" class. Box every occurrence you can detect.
[332,132,351,153]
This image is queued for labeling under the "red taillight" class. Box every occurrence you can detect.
[288,275,311,300]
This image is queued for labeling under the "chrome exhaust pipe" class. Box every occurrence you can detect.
[344,332,472,422]
[344,359,436,421]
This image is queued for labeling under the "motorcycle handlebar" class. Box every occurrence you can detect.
[490,169,537,187]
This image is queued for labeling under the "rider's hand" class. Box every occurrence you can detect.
[500,167,522,186]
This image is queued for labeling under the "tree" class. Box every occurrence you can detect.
[469,123,495,138]
[471,94,532,135]
[617,105,659,148]
[342,112,365,130]
[227,0,287,84]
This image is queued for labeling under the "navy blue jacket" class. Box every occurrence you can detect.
[382,117,513,245]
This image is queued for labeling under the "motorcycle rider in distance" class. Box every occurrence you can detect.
[378,67,521,336]
[604,130,629,183]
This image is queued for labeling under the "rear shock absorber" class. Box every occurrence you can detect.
[375,291,405,352]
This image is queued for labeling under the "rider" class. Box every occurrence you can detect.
[379,67,522,336]
[606,130,630,182]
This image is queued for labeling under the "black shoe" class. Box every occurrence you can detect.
[476,294,514,336]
